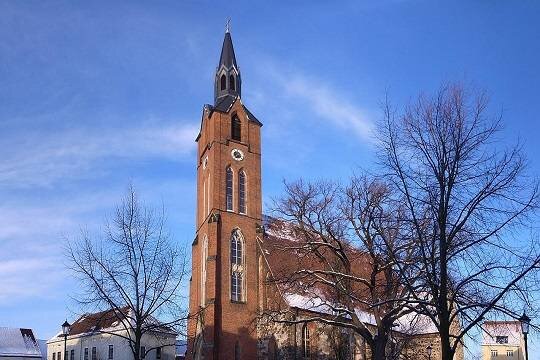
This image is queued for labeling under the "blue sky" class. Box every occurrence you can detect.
[1,0,540,357]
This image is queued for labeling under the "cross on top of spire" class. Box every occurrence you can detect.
[225,18,231,33]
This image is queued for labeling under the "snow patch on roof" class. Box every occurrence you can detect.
[0,328,42,357]
[284,293,437,335]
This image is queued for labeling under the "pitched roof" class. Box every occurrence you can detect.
[52,307,176,340]
[260,217,438,335]
[66,307,130,337]
[0,327,42,358]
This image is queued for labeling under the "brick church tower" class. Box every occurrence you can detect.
[186,27,264,360]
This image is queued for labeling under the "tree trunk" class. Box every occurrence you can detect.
[371,334,387,360]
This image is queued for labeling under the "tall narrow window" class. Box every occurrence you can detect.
[231,230,243,265]
[53,353,56,360]
[230,75,236,91]
[91,348,96,360]
[238,170,246,214]
[203,178,206,218]
[156,348,161,360]
[207,175,210,215]
[231,115,241,141]
[226,167,233,211]
[70,350,74,360]
[230,230,245,302]
[302,324,310,359]
[58,352,61,360]
[84,348,88,360]
[201,236,208,306]
[234,341,240,360]
[108,346,113,360]
[220,74,226,90]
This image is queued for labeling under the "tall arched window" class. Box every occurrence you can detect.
[200,236,208,306]
[226,167,233,211]
[231,115,241,141]
[238,170,246,214]
[230,229,245,302]
[220,74,227,90]
[230,75,236,91]
[302,324,310,359]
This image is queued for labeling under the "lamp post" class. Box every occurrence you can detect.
[519,312,530,360]
[426,344,433,360]
[61,320,70,360]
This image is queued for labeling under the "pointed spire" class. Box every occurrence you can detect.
[218,28,238,70]
[214,22,241,104]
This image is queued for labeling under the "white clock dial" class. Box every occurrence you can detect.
[231,149,244,161]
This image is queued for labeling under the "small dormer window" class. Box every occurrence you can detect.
[220,74,226,90]
[231,115,241,141]
[230,75,236,91]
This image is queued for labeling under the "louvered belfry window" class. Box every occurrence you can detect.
[231,115,241,141]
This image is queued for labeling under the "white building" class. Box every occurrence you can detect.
[482,321,524,360]
[47,309,176,360]
[0,328,43,360]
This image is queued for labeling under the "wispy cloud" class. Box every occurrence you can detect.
[252,61,375,141]
[0,122,199,188]
[280,75,375,140]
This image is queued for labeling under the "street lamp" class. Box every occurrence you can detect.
[61,320,70,360]
[426,343,433,360]
[519,312,530,360]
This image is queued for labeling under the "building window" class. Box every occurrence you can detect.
[491,349,498,357]
[226,167,233,211]
[231,230,243,266]
[231,115,241,141]
[58,352,61,360]
[220,74,226,90]
[141,346,146,360]
[234,341,240,360]
[496,336,509,344]
[156,347,161,360]
[230,75,236,91]
[238,170,246,214]
[230,229,245,302]
[70,350,74,360]
[91,347,96,360]
[108,345,113,360]
[302,324,310,359]
[231,271,243,302]
[201,235,208,306]
[507,349,514,357]
[84,348,88,360]
[53,352,56,360]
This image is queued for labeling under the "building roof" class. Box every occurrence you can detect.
[260,217,438,335]
[49,307,176,341]
[0,328,42,358]
[218,31,238,70]
[67,307,129,337]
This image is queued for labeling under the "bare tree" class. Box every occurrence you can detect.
[67,186,188,360]
[262,177,421,360]
[379,83,540,359]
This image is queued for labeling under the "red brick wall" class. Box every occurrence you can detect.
[187,99,263,359]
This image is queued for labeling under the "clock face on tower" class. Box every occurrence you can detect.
[231,149,244,161]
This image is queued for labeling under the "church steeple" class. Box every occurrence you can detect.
[214,25,241,104]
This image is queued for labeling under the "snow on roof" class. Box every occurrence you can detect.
[265,217,439,336]
[0,328,42,358]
